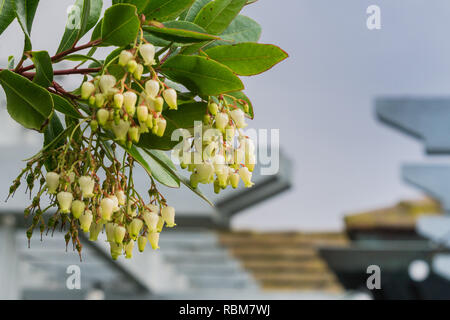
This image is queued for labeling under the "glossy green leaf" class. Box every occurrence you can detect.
[138,102,207,150]
[143,149,214,206]
[51,94,82,119]
[0,69,53,131]
[205,15,261,49]
[15,0,39,51]
[142,0,194,21]
[204,43,288,76]
[7,55,14,69]
[127,145,180,188]
[194,0,246,35]
[30,50,53,87]
[0,0,15,36]
[43,114,65,170]
[143,21,220,44]
[184,0,210,22]
[57,0,103,53]
[101,4,140,46]
[161,55,244,95]
[121,0,149,13]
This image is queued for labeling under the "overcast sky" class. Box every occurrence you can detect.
[2,1,450,231]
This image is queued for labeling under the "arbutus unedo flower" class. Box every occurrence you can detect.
[3,0,287,262]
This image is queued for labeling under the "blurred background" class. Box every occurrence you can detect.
[2,0,450,300]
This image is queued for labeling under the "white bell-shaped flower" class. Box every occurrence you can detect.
[79,209,93,232]
[99,75,116,95]
[230,172,240,189]
[116,190,126,206]
[114,225,126,244]
[105,222,116,242]
[163,88,177,110]
[145,80,160,98]
[71,200,85,219]
[125,240,134,259]
[81,81,95,100]
[137,105,148,123]
[89,222,103,241]
[196,162,214,183]
[112,120,130,143]
[129,218,143,240]
[139,43,156,66]
[230,108,247,128]
[148,232,160,250]
[124,91,137,116]
[78,176,95,198]
[114,93,124,109]
[215,112,229,132]
[161,206,176,227]
[119,50,133,67]
[143,211,159,233]
[100,198,114,221]
[239,167,254,188]
[46,172,60,194]
[108,195,120,212]
[57,191,73,213]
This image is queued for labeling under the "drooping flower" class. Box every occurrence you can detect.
[163,88,177,110]
[71,200,85,219]
[81,82,95,100]
[45,172,60,194]
[78,176,95,198]
[139,43,156,66]
[239,167,254,188]
[57,192,73,213]
[145,80,160,99]
[100,198,114,221]
[118,50,133,67]
[148,232,160,250]
[161,206,176,227]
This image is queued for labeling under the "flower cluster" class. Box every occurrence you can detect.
[81,43,178,148]
[175,96,256,193]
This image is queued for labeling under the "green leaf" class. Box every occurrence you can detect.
[90,17,102,41]
[101,4,140,46]
[179,175,214,206]
[205,15,261,49]
[194,0,246,35]
[143,21,220,44]
[204,43,288,76]
[184,0,210,22]
[138,101,207,150]
[121,0,149,13]
[142,0,194,21]
[161,55,244,95]
[15,0,39,51]
[223,91,253,119]
[57,0,103,53]
[0,70,53,131]
[51,94,82,119]
[30,50,53,87]
[43,114,66,170]
[127,145,180,188]
[0,0,15,36]
[143,149,214,206]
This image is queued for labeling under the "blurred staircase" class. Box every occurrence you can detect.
[218,231,347,292]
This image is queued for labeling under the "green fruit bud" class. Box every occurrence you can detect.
[163,88,177,110]
[71,200,85,219]
[134,64,144,80]
[114,225,126,244]
[90,120,99,132]
[114,93,124,109]
[137,236,147,252]
[119,50,133,67]
[81,81,95,100]
[208,102,219,115]
[148,232,160,250]
[127,60,138,73]
[97,109,109,126]
[154,96,164,113]
[95,93,105,108]
[80,209,93,232]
